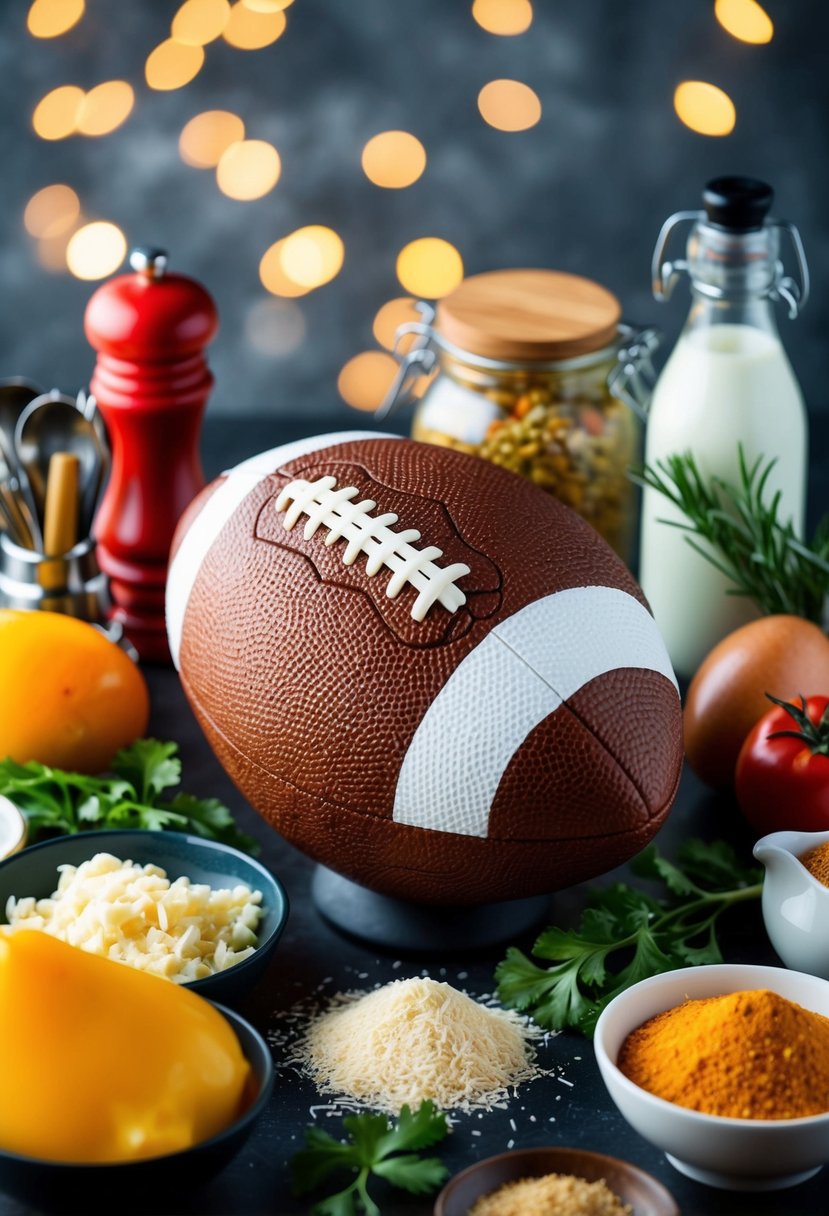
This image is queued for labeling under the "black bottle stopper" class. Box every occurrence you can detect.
[703,176,774,231]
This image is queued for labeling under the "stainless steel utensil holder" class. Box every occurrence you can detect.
[0,532,110,621]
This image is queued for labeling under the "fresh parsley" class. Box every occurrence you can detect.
[0,738,259,854]
[291,1101,450,1216]
[496,839,763,1037]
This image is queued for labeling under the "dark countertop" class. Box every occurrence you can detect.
[2,413,828,1216]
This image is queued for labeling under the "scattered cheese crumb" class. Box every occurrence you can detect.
[295,976,542,1114]
[5,852,263,983]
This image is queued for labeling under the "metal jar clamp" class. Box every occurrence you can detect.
[377,304,661,421]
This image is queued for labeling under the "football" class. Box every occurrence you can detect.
[167,432,682,905]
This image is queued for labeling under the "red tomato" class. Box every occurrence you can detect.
[735,694,829,835]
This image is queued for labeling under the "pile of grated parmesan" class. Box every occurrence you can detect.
[4,852,264,983]
[295,976,541,1113]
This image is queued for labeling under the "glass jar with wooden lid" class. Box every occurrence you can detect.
[378,269,658,561]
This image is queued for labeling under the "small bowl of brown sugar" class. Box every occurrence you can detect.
[754,828,829,978]
[433,1146,678,1216]
[594,963,829,1191]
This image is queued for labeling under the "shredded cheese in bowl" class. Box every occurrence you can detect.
[4,852,264,983]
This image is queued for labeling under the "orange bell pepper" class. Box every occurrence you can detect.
[0,930,250,1162]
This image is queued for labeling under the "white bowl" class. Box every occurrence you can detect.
[594,964,829,1191]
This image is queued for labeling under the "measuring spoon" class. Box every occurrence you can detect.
[15,393,105,539]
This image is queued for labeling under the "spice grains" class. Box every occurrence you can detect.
[800,842,829,887]
[469,1172,631,1216]
[618,988,829,1119]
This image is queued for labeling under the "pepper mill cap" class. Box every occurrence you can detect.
[129,246,169,278]
[84,246,219,360]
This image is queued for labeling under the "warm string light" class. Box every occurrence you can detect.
[674,81,736,136]
[223,1,287,49]
[396,238,463,298]
[241,0,293,11]
[361,132,427,189]
[216,139,281,199]
[65,222,127,280]
[337,352,399,412]
[77,82,134,137]
[259,228,345,294]
[259,240,312,298]
[145,39,205,90]
[37,228,80,273]
[279,227,344,288]
[32,85,84,140]
[24,185,80,239]
[33,81,134,140]
[372,298,421,352]
[172,0,231,46]
[478,79,541,131]
[179,110,245,167]
[715,0,773,44]
[472,0,533,37]
[27,0,85,39]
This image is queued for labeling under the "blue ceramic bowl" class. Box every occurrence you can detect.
[0,1003,274,1212]
[0,828,288,1003]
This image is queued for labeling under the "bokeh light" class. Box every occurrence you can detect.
[396,238,464,298]
[361,131,427,189]
[180,110,245,168]
[172,0,231,45]
[245,297,306,356]
[24,184,80,239]
[66,221,127,280]
[223,1,286,48]
[472,0,533,36]
[37,226,81,273]
[674,81,736,136]
[279,226,344,288]
[76,81,134,137]
[145,39,205,90]
[477,79,542,131]
[715,0,773,44]
[216,139,281,199]
[338,352,399,412]
[241,0,293,11]
[372,297,421,352]
[27,0,84,38]
[259,240,311,297]
[32,85,84,140]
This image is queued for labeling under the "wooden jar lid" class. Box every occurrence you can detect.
[435,269,622,362]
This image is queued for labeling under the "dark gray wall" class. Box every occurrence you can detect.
[1,0,828,432]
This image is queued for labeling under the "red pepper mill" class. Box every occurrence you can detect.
[85,247,218,663]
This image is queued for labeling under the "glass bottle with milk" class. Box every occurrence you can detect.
[640,176,810,677]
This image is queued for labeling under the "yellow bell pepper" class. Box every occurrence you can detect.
[0,930,251,1163]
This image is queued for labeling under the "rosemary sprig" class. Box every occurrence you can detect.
[632,447,829,625]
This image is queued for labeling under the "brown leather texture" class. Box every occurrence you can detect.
[177,437,682,905]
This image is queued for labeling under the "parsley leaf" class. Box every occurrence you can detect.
[112,739,181,802]
[291,1102,450,1215]
[496,839,762,1036]
[0,740,259,854]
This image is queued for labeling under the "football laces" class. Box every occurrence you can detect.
[276,475,470,621]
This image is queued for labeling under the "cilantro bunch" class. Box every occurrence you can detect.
[0,739,258,854]
[496,839,763,1036]
[291,1101,449,1215]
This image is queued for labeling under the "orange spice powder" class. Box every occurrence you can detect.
[617,989,829,1119]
